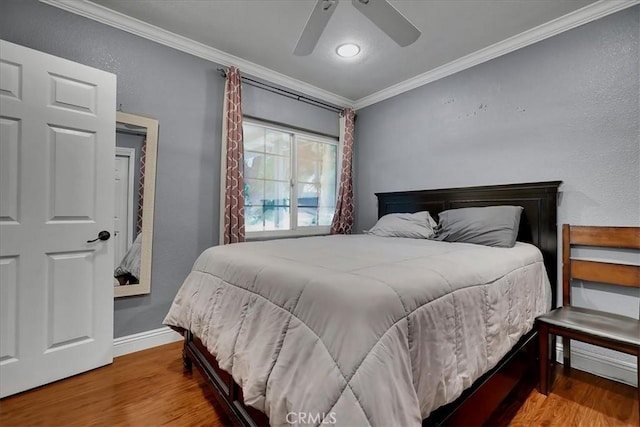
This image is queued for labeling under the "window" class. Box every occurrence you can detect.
[243,119,338,238]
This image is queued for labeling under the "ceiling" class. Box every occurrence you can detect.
[71,0,618,105]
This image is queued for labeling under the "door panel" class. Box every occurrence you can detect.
[0,117,20,222]
[49,74,97,114]
[48,126,97,220]
[0,59,22,99]
[46,251,94,349]
[0,256,18,364]
[0,40,116,398]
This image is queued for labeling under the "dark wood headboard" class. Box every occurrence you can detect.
[376,181,561,306]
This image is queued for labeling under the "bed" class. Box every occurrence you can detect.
[165,181,560,426]
[114,233,142,286]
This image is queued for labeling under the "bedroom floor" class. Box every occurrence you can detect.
[0,342,637,427]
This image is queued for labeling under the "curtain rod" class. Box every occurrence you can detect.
[217,68,343,114]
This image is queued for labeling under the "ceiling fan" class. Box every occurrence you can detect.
[294,0,421,56]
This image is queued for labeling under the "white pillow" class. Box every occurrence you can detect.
[366,211,438,239]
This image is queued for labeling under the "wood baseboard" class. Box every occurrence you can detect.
[113,326,183,357]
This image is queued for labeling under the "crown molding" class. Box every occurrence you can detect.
[39,0,353,109]
[353,0,640,109]
[41,0,638,112]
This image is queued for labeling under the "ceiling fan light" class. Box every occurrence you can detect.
[336,43,360,57]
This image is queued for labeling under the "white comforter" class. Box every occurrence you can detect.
[164,235,551,426]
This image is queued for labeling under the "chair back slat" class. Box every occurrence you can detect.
[571,260,640,288]
[570,226,640,249]
[562,224,640,307]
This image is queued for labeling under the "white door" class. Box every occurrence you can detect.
[0,40,116,398]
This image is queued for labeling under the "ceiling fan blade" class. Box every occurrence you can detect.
[351,0,420,47]
[294,0,339,56]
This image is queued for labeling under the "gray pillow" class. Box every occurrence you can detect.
[366,211,438,239]
[435,206,524,247]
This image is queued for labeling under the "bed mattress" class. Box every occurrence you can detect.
[164,235,551,426]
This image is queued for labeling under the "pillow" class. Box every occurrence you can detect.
[435,206,524,247]
[366,211,438,239]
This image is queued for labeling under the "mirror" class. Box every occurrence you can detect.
[113,112,158,298]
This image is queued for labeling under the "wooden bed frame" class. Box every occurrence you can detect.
[180,180,561,426]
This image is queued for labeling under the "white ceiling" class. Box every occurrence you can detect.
[71,0,622,105]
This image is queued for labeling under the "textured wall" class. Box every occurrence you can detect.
[243,83,339,136]
[354,6,639,373]
[0,0,339,337]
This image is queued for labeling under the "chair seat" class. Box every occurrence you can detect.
[537,306,640,347]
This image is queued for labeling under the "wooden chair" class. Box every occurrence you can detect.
[537,225,640,410]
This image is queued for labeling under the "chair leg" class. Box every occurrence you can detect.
[562,336,571,374]
[538,323,550,395]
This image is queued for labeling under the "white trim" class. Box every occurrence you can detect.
[354,0,640,109]
[39,0,352,109]
[40,0,639,110]
[113,326,183,358]
[555,343,638,387]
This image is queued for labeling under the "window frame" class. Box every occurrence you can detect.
[242,118,340,240]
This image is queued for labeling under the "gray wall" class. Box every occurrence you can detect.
[354,6,639,373]
[0,0,338,337]
[243,83,339,137]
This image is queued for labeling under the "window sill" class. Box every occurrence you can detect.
[246,227,331,242]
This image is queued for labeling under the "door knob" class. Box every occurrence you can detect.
[87,230,111,243]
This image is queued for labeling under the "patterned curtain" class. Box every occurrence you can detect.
[220,66,245,244]
[330,108,355,235]
[135,139,146,235]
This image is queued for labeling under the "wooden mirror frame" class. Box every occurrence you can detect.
[114,112,158,298]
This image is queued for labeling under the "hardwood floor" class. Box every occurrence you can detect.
[0,342,637,426]
[0,342,233,427]
[495,366,638,426]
